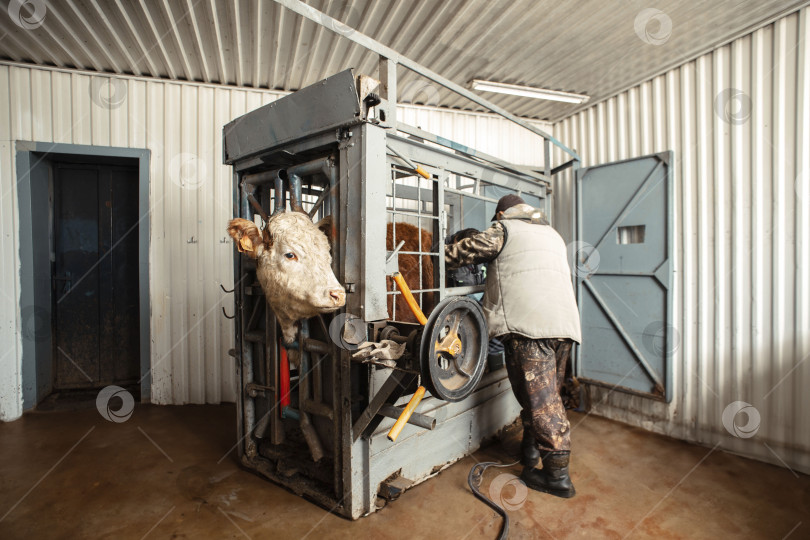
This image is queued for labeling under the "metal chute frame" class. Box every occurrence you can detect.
[223,6,583,522]
[224,69,575,518]
[232,153,344,509]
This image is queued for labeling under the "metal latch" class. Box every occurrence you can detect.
[245,382,275,398]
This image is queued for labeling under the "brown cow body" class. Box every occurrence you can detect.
[386,222,435,323]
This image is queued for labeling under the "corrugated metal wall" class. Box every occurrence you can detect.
[553,7,810,474]
[397,105,546,168]
[0,61,549,420]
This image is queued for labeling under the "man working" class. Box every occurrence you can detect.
[445,194,582,499]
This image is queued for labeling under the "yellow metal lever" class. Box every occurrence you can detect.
[387,144,431,179]
[392,272,428,325]
[387,272,428,442]
[387,386,426,442]
[414,165,431,179]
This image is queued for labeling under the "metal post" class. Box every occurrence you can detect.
[379,56,397,131]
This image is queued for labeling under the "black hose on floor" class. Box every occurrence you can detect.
[467,460,521,540]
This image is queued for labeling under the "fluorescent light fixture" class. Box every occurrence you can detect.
[471,79,589,104]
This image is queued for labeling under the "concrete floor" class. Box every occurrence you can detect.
[0,404,807,540]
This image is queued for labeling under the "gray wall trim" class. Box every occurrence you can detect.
[14,141,151,406]
[15,148,36,408]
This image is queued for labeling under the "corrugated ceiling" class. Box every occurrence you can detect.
[0,0,806,121]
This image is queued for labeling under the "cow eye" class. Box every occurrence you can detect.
[284,252,297,260]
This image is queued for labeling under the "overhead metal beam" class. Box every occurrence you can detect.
[272,0,581,162]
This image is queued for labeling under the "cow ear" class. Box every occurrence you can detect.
[227,218,266,258]
[315,215,333,240]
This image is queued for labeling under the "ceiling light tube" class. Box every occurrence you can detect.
[471,80,589,104]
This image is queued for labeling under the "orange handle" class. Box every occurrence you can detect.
[387,386,426,442]
[414,166,431,179]
[392,272,428,325]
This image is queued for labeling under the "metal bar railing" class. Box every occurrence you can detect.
[273,0,581,164]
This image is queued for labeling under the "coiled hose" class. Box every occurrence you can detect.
[467,460,521,540]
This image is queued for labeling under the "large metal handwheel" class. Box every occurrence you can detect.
[420,296,488,402]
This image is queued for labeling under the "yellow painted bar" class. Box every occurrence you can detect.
[392,272,428,325]
[387,386,426,442]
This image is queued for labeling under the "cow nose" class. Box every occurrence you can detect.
[329,288,346,306]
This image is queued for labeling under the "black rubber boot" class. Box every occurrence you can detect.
[521,427,541,468]
[521,451,576,498]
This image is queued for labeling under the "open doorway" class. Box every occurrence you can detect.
[16,143,150,409]
[49,159,140,407]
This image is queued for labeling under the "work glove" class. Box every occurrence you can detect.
[352,340,406,368]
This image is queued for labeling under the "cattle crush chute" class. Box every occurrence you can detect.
[223,70,560,519]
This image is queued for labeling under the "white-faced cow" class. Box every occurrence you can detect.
[227,212,345,343]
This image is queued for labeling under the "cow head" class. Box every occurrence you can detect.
[227,212,345,343]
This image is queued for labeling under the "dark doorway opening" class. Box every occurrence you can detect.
[45,160,141,408]
[17,143,150,411]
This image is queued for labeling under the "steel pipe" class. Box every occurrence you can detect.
[287,172,304,212]
[307,187,331,219]
[303,337,331,355]
[287,156,335,214]
[379,404,436,431]
[300,411,325,461]
[273,171,286,215]
[287,156,334,178]
[240,178,252,225]
[247,194,268,222]
[243,168,283,186]
[298,319,326,461]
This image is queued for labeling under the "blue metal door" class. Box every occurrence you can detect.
[575,152,673,401]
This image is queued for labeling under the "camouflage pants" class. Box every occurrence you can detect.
[503,335,573,453]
